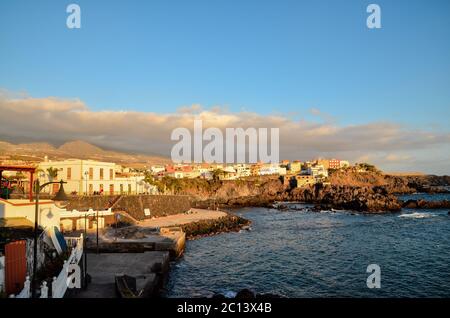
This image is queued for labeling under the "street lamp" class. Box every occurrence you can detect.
[32,179,68,298]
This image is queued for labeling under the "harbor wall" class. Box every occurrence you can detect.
[66,195,191,221]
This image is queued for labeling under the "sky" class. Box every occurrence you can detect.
[0,0,449,174]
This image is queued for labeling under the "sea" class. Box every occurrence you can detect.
[166,193,450,298]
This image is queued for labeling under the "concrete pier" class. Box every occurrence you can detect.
[70,251,170,298]
[85,226,186,259]
[68,209,231,298]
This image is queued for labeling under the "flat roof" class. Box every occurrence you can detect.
[0,165,36,172]
[0,217,34,228]
[0,198,55,206]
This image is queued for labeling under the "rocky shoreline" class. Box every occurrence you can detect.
[186,173,449,214]
[193,184,402,213]
[401,199,450,209]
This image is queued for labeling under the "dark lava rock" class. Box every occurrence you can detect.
[256,293,282,299]
[235,289,255,299]
[275,204,289,210]
[402,199,450,209]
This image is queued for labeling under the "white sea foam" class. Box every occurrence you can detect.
[224,291,237,298]
[399,212,435,219]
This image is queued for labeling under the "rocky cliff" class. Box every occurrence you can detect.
[186,178,401,213]
[329,169,450,194]
[185,172,448,213]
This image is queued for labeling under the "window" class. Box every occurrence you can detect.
[99,184,104,193]
[110,169,114,180]
[100,168,104,180]
[120,184,123,194]
[67,167,72,180]
[109,184,114,194]
[128,184,132,194]
[89,168,93,180]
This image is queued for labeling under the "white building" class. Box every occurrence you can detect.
[306,165,328,179]
[0,199,114,232]
[278,166,287,176]
[166,171,185,179]
[150,165,165,174]
[340,160,350,168]
[259,163,281,176]
[0,199,64,230]
[219,166,238,180]
[234,164,251,178]
[38,159,144,195]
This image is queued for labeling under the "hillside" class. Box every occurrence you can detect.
[0,139,171,166]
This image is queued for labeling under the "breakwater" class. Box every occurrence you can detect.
[179,214,250,239]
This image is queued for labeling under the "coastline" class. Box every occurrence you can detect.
[167,196,450,298]
[186,172,450,214]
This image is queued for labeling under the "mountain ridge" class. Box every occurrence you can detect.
[0,139,171,167]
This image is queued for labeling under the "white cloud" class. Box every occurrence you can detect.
[0,91,449,174]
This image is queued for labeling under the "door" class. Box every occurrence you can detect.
[5,240,27,295]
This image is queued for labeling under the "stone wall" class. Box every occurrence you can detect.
[114,195,191,220]
[66,195,120,211]
[66,195,191,221]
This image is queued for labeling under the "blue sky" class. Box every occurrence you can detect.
[1,0,449,126]
[0,0,449,173]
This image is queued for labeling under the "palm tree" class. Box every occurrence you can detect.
[46,167,59,194]
[46,167,59,181]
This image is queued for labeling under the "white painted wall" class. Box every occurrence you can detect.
[0,199,62,230]
[38,159,144,195]
[60,208,114,231]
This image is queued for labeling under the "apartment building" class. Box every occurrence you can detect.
[288,161,302,174]
[306,165,328,179]
[38,159,142,195]
[234,164,251,178]
[295,175,316,187]
[328,159,341,170]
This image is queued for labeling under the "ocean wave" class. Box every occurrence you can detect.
[223,291,237,298]
[398,212,435,219]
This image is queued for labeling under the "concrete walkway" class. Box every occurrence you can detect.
[138,208,227,228]
[70,251,169,298]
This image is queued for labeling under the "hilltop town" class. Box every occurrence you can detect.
[1,138,354,197]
